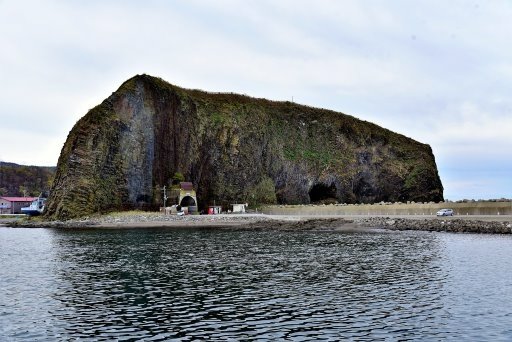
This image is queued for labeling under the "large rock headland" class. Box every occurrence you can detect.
[46,74,444,219]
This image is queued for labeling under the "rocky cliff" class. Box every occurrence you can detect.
[46,74,443,219]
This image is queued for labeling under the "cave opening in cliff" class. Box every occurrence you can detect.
[309,183,337,204]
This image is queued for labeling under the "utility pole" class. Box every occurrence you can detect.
[162,186,168,207]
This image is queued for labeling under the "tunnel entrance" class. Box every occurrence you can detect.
[180,196,196,207]
[309,183,337,204]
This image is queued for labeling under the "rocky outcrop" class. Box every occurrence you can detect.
[46,74,443,219]
[357,217,512,234]
[241,217,512,234]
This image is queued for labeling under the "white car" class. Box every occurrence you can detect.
[436,209,454,216]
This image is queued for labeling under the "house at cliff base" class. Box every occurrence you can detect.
[0,197,37,214]
[231,203,248,213]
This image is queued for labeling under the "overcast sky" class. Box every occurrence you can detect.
[1,0,511,200]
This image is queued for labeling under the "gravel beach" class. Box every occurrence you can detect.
[3,212,512,234]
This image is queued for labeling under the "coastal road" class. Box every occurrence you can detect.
[341,214,512,222]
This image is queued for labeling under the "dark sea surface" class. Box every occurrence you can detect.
[1,226,512,341]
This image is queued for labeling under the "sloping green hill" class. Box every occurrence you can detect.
[0,162,55,197]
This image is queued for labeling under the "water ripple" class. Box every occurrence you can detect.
[1,227,512,340]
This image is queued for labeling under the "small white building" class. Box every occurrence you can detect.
[231,203,247,213]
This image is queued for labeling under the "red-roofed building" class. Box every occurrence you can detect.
[0,197,37,214]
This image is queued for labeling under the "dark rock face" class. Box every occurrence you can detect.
[46,74,443,219]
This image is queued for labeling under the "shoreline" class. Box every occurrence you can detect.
[2,212,512,234]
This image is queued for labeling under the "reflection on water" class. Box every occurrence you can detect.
[1,227,512,340]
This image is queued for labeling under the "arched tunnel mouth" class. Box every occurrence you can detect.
[309,183,337,204]
[180,196,196,207]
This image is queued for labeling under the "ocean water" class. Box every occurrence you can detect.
[1,226,512,341]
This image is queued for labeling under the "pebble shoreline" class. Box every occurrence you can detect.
[7,213,273,228]
[5,213,512,234]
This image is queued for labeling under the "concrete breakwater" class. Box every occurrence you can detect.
[262,201,512,216]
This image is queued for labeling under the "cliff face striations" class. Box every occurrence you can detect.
[46,74,443,219]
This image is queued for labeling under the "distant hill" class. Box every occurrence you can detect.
[0,162,55,197]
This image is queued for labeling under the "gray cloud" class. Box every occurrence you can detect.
[0,0,510,199]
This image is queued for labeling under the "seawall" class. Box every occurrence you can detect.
[262,202,512,216]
